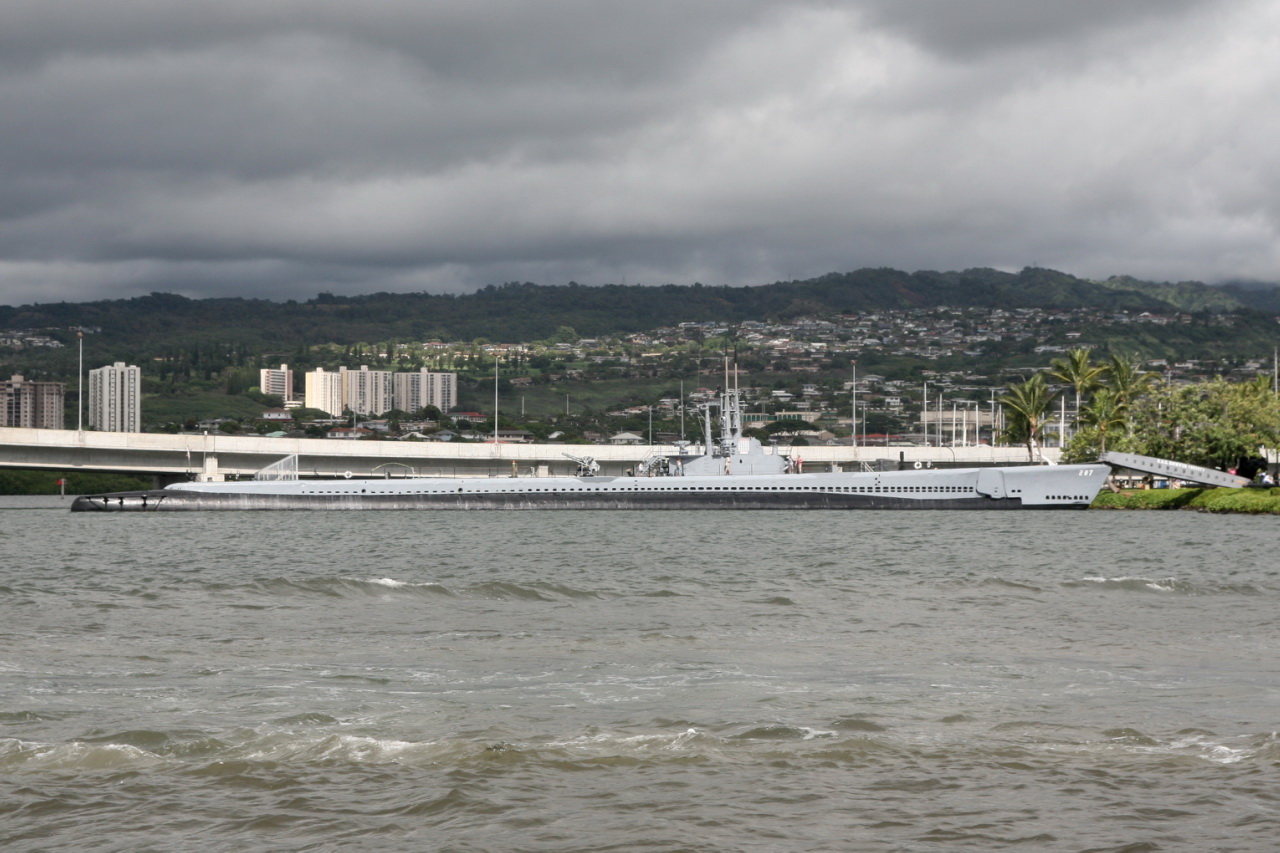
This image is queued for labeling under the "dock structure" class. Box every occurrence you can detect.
[1100,452,1251,489]
[1,426,1057,483]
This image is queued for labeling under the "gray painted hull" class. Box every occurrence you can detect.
[72,489,1067,511]
[70,463,1109,511]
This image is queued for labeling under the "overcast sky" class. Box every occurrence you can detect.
[3,0,1278,306]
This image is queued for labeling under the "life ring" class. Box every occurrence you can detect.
[343,470,352,479]
[913,461,922,469]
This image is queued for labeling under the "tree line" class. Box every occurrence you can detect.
[4,266,1277,354]
[1000,348,1280,477]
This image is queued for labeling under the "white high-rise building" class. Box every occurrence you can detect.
[341,366,393,416]
[392,369,457,414]
[259,364,295,403]
[306,366,456,417]
[304,367,344,416]
[88,362,142,433]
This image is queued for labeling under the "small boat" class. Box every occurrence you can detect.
[71,387,1110,512]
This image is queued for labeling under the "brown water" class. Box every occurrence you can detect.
[3,504,1279,851]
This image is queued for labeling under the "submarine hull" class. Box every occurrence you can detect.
[69,489,1075,511]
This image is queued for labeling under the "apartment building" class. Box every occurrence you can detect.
[304,367,344,416]
[1,374,65,429]
[341,366,393,416]
[259,364,295,403]
[304,365,458,417]
[392,368,457,414]
[88,362,141,433]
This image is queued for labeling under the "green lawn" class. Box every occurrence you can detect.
[1093,487,1280,514]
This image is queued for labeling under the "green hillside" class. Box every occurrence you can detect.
[2,266,1255,352]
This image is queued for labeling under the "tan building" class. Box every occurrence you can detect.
[304,367,344,416]
[2,374,65,429]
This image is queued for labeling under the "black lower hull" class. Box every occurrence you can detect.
[69,490,1091,511]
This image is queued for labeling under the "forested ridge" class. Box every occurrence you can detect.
[2,266,1271,351]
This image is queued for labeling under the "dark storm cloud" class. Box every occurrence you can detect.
[855,0,1217,57]
[0,0,1277,306]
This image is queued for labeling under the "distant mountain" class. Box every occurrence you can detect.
[0,266,1267,349]
[1094,275,1248,313]
[1217,278,1280,291]
[1216,280,1280,313]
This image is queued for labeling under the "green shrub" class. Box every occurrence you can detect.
[1093,488,1202,510]
[1093,487,1280,514]
[1190,488,1280,514]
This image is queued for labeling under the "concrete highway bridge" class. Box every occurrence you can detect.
[0,427,1057,484]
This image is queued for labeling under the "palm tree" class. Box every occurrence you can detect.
[1000,373,1058,462]
[1105,353,1157,409]
[1047,348,1106,435]
[1077,387,1128,454]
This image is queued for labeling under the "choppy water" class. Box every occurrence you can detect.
[2,499,1279,852]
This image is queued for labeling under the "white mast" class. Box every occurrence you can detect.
[680,379,685,442]
[938,393,944,449]
[922,381,928,446]
[1060,391,1067,448]
[851,360,857,448]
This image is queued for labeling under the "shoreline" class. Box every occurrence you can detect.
[1091,487,1280,514]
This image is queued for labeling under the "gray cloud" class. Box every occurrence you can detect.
[855,0,1216,58]
[1,0,1276,307]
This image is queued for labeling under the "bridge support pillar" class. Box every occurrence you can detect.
[199,454,224,482]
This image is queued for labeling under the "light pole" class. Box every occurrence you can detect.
[77,330,84,431]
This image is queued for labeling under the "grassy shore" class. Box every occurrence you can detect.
[0,470,153,496]
[1093,487,1280,514]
